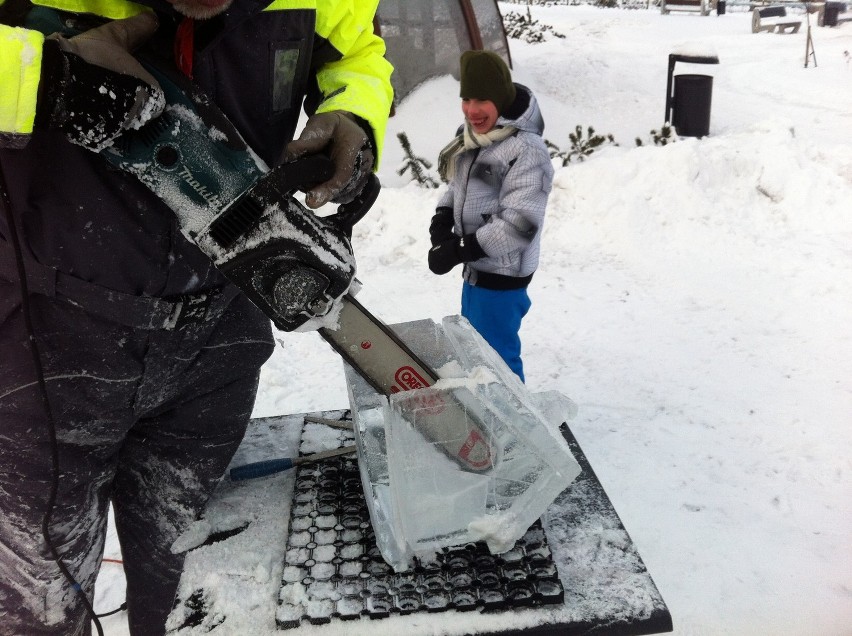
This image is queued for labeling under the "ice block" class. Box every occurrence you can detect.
[343,316,581,572]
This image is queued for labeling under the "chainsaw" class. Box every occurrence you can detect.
[100,61,494,473]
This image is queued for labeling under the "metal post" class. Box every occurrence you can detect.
[804,5,818,68]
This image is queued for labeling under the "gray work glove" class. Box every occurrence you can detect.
[36,12,164,151]
[281,111,375,209]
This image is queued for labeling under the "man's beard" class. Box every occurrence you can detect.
[171,0,233,19]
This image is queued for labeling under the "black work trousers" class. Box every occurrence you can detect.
[0,278,274,635]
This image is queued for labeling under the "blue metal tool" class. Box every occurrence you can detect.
[229,445,356,481]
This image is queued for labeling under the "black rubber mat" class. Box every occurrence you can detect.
[277,454,565,629]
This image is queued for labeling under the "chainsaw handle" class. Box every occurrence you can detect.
[278,154,336,196]
[325,173,381,238]
[285,157,381,238]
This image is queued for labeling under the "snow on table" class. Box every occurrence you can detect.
[167,412,672,636]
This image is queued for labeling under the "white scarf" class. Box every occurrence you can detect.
[437,122,518,182]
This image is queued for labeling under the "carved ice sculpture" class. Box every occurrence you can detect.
[344,316,581,572]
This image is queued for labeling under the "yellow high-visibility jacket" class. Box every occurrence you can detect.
[0,0,393,163]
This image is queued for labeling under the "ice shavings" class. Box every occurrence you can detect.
[467,511,524,554]
[544,478,668,625]
[170,519,213,554]
[292,295,345,332]
[299,420,352,455]
[130,87,166,129]
[206,125,229,143]
[431,363,500,390]
[171,513,255,555]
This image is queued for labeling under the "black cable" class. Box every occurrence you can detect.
[96,601,128,618]
[0,161,105,636]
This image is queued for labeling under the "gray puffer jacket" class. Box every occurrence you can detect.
[437,84,553,288]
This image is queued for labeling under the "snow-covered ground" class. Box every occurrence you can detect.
[97,4,852,635]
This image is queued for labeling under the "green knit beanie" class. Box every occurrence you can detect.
[459,50,516,115]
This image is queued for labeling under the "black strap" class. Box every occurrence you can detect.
[0,245,239,330]
[464,267,533,290]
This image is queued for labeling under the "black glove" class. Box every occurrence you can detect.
[281,111,375,209]
[428,234,485,275]
[35,13,164,151]
[429,207,455,247]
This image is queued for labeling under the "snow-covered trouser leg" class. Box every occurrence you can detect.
[0,280,274,636]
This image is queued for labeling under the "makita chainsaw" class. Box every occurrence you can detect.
[100,60,494,473]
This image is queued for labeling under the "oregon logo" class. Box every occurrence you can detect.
[393,366,430,392]
[458,429,492,470]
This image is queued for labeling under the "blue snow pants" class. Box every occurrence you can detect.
[461,281,531,382]
[0,274,274,636]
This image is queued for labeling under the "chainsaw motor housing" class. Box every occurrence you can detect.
[195,169,357,332]
[98,57,359,332]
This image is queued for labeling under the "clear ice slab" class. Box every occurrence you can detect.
[343,315,582,572]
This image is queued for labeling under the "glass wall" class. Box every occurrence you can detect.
[376,0,511,103]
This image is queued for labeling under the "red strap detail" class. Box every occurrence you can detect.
[174,17,195,78]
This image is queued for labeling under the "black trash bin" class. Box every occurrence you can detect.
[823,2,841,26]
[717,0,726,15]
[672,74,713,138]
[664,53,719,138]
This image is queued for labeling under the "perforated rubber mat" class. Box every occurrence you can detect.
[276,454,564,629]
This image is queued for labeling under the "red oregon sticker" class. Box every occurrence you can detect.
[394,366,431,391]
[458,429,492,469]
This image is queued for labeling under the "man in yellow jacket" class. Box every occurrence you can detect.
[0,1,392,633]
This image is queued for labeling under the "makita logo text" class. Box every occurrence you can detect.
[178,167,223,208]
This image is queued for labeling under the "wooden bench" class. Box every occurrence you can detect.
[752,6,802,33]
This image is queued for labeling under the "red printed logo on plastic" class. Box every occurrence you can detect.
[393,366,430,391]
[458,429,492,470]
[392,366,445,414]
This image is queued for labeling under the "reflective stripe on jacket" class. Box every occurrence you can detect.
[0,24,43,148]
